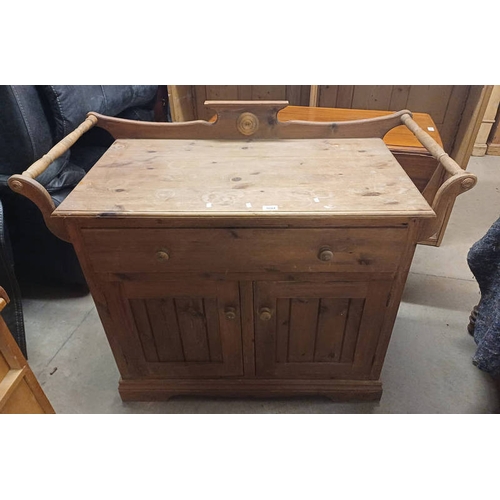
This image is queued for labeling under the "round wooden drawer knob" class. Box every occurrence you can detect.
[224,307,237,320]
[318,247,334,262]
[156,249,170,261]
[259,307,273,321]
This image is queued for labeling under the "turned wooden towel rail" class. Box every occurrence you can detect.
[8,100,477,243]
[8,115,99,241]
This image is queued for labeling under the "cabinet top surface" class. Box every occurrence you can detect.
[54,137,434,218]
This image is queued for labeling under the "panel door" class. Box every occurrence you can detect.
[103,280,243,378]
[254,280,393,379]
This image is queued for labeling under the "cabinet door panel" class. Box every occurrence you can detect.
[104,280,243,378]
[288,298,320,362]
[174,298,211,362]
[254,281,392,379]
[145,299,185,362]
[313,298,349,362]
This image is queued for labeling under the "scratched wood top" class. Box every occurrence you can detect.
[54,138,434,218]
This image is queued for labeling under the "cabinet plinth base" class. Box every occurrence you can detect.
[118,378,383,402]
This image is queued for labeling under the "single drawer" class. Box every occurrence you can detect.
[81,227,408,275]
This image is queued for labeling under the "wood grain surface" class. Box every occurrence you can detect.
[54,138,434,218]
[81,227,408,274]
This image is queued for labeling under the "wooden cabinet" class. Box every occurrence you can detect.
[81,225,409,393]
[9,101,477,402]
[82,215,412,400]
[53,113,436,401]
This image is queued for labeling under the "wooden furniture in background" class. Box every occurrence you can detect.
[168,86,310,122]
[473,85,500,156]
[309,85,320,107]
[8,101,477,402]
[168,85,489,154]
[487,87,500,156]
[0,287,54,414]
[488,117,500,155]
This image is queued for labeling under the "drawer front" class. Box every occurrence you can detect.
[82,227,408,275]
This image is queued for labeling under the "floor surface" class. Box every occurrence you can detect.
[20,155,500,413]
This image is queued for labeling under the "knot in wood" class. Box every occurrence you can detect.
[237,112,259,136]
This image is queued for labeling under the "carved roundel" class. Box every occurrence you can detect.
[9,179,23,191]
[461,177,475,190]
[237,112,259,136]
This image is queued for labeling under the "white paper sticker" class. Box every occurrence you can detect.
[206,202,212,208]
[246,202,252,208]
[313,197,320,203]
[262,205,278,211]
[427,126,435,132]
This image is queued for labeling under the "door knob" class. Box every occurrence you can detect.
[259,307,273,321]
[224,307,237,320]
[318,246,334,262]
[155,248,170,261]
